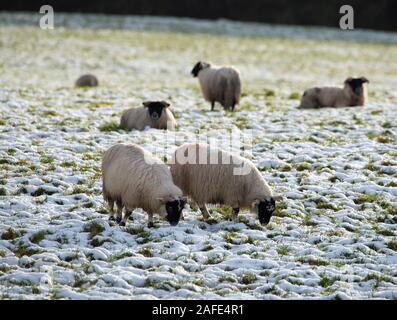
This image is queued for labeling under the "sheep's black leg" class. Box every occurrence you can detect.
[232,207,240,222]
[148,213,154,228]
[119,209,132,226]
[211,102,215,111]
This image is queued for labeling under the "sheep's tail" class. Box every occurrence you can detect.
[224,76,241,111]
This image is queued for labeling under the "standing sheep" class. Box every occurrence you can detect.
[170,143,282,225]
[299,77,369,108]
[191,61,241,111]
[75,74,99,87]
[102,143,186,227]
[120,101,177,131]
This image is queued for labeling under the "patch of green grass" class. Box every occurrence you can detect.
[297,257,329,266]
[387,241,397,251]
[1,228,19,240]
[367,132,396,144]
[31,187,56,197]
[99,121,120,132]
[219,275,237,283]
[61,161,76,168]
[83,221,105,239]
[314,199,337,211]
[374,227,394,237]
[204,254,224,265]
[277,245,289,256]
[41,110,58,117]
[295,163,311,171]
[13,244,41,258]
[301,214,317,226]
[288,92,301,100]
[240,273,257,285]
[353,194,378,205]
[30,230,47,244]
[139,247,153,257]
[71,185,92,195]
[273,201,288,217]
[362,273,392,287]
[319,275,338,288]
[90,238,105,247]
[223,232,239,244]
[82,201,94,208]
[41,156,55,164]
[381,121,392,129]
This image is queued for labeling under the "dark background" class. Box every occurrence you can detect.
[1,0,396,32]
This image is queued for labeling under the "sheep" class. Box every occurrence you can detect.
[75,74,99,87]
[120,101,177,131]
[191,61,241,111]
[299,77,369,109]
[102,143,186,227]
[170,143,282,225]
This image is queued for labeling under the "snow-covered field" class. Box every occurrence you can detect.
[0,13,397,299]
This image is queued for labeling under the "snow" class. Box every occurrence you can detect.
[0,12,397,299]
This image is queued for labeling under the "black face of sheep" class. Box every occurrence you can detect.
[143,101,170,121]
[345,77,369,95]
[165,199,186,226]
[191,62,203,77]
[257,198,276,225]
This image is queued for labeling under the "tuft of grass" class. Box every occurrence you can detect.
[0,187,6,196]
[319,275,338,288]
[297,257,329,266]
[277,245,289,256]
[31,187,56,197]
[387,241,397,251]
[240,273,257,285]
[295,163,311,171]
[288,92,301,100]
[99,121,120,132]
[1,228,19,240]
[353,194,378,205]
[139,247,153,257]
[30,231,47,244]
[83,221,105,239]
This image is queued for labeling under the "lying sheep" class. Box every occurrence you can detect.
[299,77,369,108]
[191,61,241,111]
[120,101,177,131]
[75,74,99,87]
[170,143,282,225]
[102,143,186,227]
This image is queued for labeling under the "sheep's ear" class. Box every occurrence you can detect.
[360,77,369,84]
[344,77,353,84]
[143,101,151,108]
[272,195,283,201]
[161,101,170,108]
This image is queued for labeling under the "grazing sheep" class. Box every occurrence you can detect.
[170,143,282,225]
[299,77,369,108]
[191,61,241,111]
[120,101,177,131]
[75,74,99,87]
[102,143,186,227]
